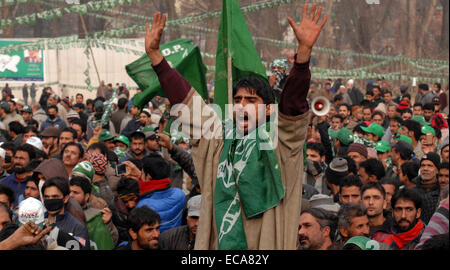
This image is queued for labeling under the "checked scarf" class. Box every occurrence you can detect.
[214,123,285,250]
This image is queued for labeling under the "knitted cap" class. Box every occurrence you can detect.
[421,152,440,169]
[347,143,368,159]
[397,101,410,111]
[85,152,107,175]
[72,161,95,182]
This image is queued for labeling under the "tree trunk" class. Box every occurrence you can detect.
[440,0,449,57]
[416,0,437,58]
[318,0,334,68]
[406,0,418,58]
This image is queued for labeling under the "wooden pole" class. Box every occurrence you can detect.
[227,57,233,120]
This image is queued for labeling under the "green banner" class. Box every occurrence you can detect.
[0,40,45,82]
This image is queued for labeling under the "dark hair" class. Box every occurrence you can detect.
[334,94,343,102]
[390,116,403,125]
[41,177,70,197]
[371,85,381,91]
[87,142,107,156]
[379,176,400,194]
[301,208,338,242]
[391,188,423,210]
[130,132,146,142]
[403,93,411,100]
[117,178,140,196]
[400,109,413,115]
[15,143,36,160]
[339,103,351,111]
[62,142,84,159]
[0,202,12,221]
[384,90,392,96]
[86,99,94,106]
[306,142,326,157]
[0,184,14,207]
[69,176,92,195]
[141,110,150,118]
[47,105,58,112]
[1,142,16,156]
[361,182,386,199]
[60,127,78,141]
[24,125,38,135]
[337,203,367,230]
[118,98,128,110]
[233,76,274,105]
[128,206,161,233]
[332,114,344,122]
[76,93,83,99]
[434,83,442,91]
[128,158,143,171]
[342,156,358,175]
[372,111,384,120]
[401,161,420,182]
[440,162,449,170]
[142,156,171,180]
[359,159,386,181]
[70,118,87,133]
[366,89,374,96]
[403,120,422,141]
[418,84,429,91]
[73,103,85,110]
[423,103,435,111]
[413,103,423,109]
[340,175,362,189]
[8,121,24,135]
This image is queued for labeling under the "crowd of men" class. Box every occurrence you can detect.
[0,69,448,251]
[0,82,201,250]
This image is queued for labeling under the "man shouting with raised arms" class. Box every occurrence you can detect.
[144,3,327,250]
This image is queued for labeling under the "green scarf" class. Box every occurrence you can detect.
[214,123,285,250]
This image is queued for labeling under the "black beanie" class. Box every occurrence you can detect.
[117,177,140,196]
[420,152,440,170]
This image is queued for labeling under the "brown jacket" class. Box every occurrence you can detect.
[178,91,309,250]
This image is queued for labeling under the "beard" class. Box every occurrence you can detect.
[14,166,27,174]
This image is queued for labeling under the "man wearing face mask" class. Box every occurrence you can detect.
[304,142,328,196]
[39,105,67,133]
[41,177,90,250]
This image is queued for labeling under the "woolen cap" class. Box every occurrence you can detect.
[420,152,440,169]
[187,195,201,217]
[347,143,368,159]
[40,126,61,137]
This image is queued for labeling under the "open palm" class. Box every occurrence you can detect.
[145,12,167,55]
[288,4,327,50]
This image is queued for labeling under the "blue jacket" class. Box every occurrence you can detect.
[0,173,27,206]
[137,188,186,233]
[40,117,67,132]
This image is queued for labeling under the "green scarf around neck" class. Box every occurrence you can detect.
[214,122,285,250]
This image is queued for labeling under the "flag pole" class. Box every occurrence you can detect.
[227,56,233,120]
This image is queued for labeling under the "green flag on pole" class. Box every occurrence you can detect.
[126,38,208,109]
[214,0,268,120]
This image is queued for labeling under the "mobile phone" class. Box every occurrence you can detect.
[115,164,127,176]
[426,133,433,145]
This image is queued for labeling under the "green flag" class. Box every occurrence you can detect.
[86,213,115,250]
[126,38,208,109]
[214,0,268,120]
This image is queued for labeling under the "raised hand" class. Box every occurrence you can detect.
[145,12,167,65]
[287,3,327,63]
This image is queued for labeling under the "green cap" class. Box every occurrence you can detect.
[114,135,130,147]
[328,128,339,139]
[99,130,114,142]
[335,128,354,146]
[361,123,385,138]
[421,125,436,137]
[0,101,10,112]
[72,161,95,182]
[344,236,380,250]
[375,140,391,153]
[412,115,427,126]
[171,131,190,145]
[397,135,413,146]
